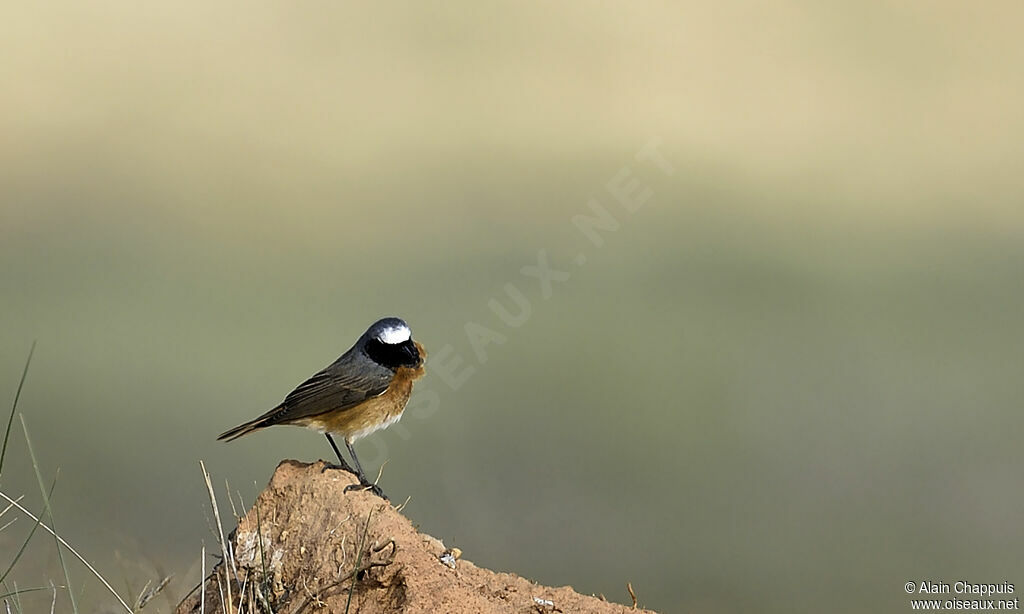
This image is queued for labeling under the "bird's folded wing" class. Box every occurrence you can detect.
[273,363,393,422]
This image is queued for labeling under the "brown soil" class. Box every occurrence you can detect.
[176,460,655,614]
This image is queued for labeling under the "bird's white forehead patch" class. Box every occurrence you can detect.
[377,324,411,344]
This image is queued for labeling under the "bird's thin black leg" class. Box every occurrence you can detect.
[345,438,368,483]
[322,433,356,475]
[343,438,387,500]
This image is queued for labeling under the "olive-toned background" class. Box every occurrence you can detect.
[2,3,1023,612]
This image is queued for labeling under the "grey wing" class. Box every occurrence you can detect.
[271,358,393,424]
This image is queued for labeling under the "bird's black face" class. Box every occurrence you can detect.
[361,317,422,370]
[364,337,421,370]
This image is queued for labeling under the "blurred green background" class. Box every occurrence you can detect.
[2,2,1023,612]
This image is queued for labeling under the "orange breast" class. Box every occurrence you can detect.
[305,348,426,442]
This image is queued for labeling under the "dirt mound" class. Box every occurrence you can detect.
[176,460,655,613]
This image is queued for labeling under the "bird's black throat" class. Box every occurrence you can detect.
[365,338,420,370]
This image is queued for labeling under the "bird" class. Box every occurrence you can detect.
[218,317,426,499]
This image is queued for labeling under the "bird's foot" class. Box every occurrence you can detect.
[321,462,357,476]
[345,482,389,501]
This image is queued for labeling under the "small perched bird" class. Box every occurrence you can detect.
[218,317,426,499]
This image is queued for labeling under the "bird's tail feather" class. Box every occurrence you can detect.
[217,407,281,441]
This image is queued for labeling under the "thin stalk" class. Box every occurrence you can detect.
[0,341,35,477]
[0,491,133,614]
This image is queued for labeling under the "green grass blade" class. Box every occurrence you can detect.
[254,496,274,613]
[0,341,35,478]
[0,585,56,600]
[0,490,133,614]
[3,579,25,614]
[0,478,57,585]
[20,415,77,614]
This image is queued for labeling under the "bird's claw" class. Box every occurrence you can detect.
[345,482,389,501]
[321,462,357,476]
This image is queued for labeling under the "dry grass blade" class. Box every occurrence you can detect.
[4,583,16,614]
[287,531,396,614]
[0,494,24,521]
[0,491,133,613]
[225,479,238,519]
[199,461,236,612]
[4,579,24,614]
[135,575,173,610]
[200,545,206,614]
[393,496,412,514]
[343,508,374,614]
